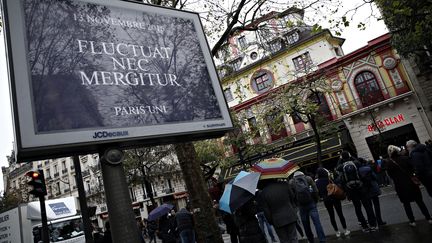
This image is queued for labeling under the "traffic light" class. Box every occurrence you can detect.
[26,170,47,197]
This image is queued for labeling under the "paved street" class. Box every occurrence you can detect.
[221,187,432,243]
[317,186,432,236]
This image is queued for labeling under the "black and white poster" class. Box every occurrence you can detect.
[3,0,232,159]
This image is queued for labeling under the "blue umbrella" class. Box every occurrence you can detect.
[148,203,174,221]
[219,171,261,214]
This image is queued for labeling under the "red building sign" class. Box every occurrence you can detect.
[368,114,405,132]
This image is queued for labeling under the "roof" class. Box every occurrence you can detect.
[319,33,391,69]
[221,29,344,81]
[241,7,305,32]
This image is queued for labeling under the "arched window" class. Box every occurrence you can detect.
[354,71,384,107]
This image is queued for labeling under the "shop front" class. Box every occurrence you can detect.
[344,95,432,160]
[219,122,354,181]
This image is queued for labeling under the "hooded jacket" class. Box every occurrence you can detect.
[257,181,298,227]
[175,208,194,232]
[410,144,432,175]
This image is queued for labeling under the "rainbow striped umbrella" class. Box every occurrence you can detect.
[251,158,299,179]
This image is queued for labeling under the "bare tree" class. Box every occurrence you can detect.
[123,146,173,206]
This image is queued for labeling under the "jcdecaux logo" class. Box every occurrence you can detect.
[93,130,129,139]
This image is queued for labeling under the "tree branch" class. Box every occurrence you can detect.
[211,0,248,56]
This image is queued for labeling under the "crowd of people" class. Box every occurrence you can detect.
[92,206,195,243]
[220,139,432,243]
[93,139,432,243]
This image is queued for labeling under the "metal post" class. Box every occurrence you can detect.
[39,191,49,243]
[99,148,141,243]
[72,156,95,243]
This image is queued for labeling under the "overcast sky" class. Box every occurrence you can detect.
[0,0,387,192]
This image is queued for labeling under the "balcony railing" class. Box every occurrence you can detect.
[61,169,68,174]
[86,188,103,197]
[143,191,158,199]
[82,170,90,177]
[164,188,175,194]
[53,172,59,178]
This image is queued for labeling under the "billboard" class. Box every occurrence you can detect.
[2,0,232,161]
[0,208,22,243]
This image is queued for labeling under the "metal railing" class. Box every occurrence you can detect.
[164,188,175,194]
[82,170,90,177]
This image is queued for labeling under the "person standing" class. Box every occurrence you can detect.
[358,159,386,226]
[258,179,299,243]
[256,211,278,243]
[221,212,240,243]
[176,208,195,243]
[233,199,267,243]
[337,156,377,232]
[386,145,432,226]
[290,171,326,243]
[158,213,177,243]
[315,168,350,238]
[406,140,432,197]
[147,220,158,243]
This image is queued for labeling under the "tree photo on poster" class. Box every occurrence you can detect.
[24,0,223,133]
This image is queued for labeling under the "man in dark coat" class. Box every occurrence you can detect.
[406,140,432,197]
[358,158,386,226]
[233,199,266,243]
[175,208,195,243]
[258,179,298,243]
[337,154,377,232]
[147,220,158,243]
[158,214,177,243]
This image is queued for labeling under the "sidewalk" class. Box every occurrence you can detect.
[307,220,432,243]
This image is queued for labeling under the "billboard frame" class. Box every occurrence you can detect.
[1,0,233,161]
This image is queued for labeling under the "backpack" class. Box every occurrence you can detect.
[343,161,363,190]
[376,159,382,173]
[294,175,314,205]
[358,165,373,186]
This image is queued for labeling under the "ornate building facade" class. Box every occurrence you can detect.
[216,9,432,178]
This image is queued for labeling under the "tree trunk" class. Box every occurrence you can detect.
[309,116,323,167]
[174,142,223,243]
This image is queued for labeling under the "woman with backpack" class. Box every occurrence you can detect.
[315,168,350,238]
[386,145,432,226]
[337,154,377,232]
[290,171,326,243]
